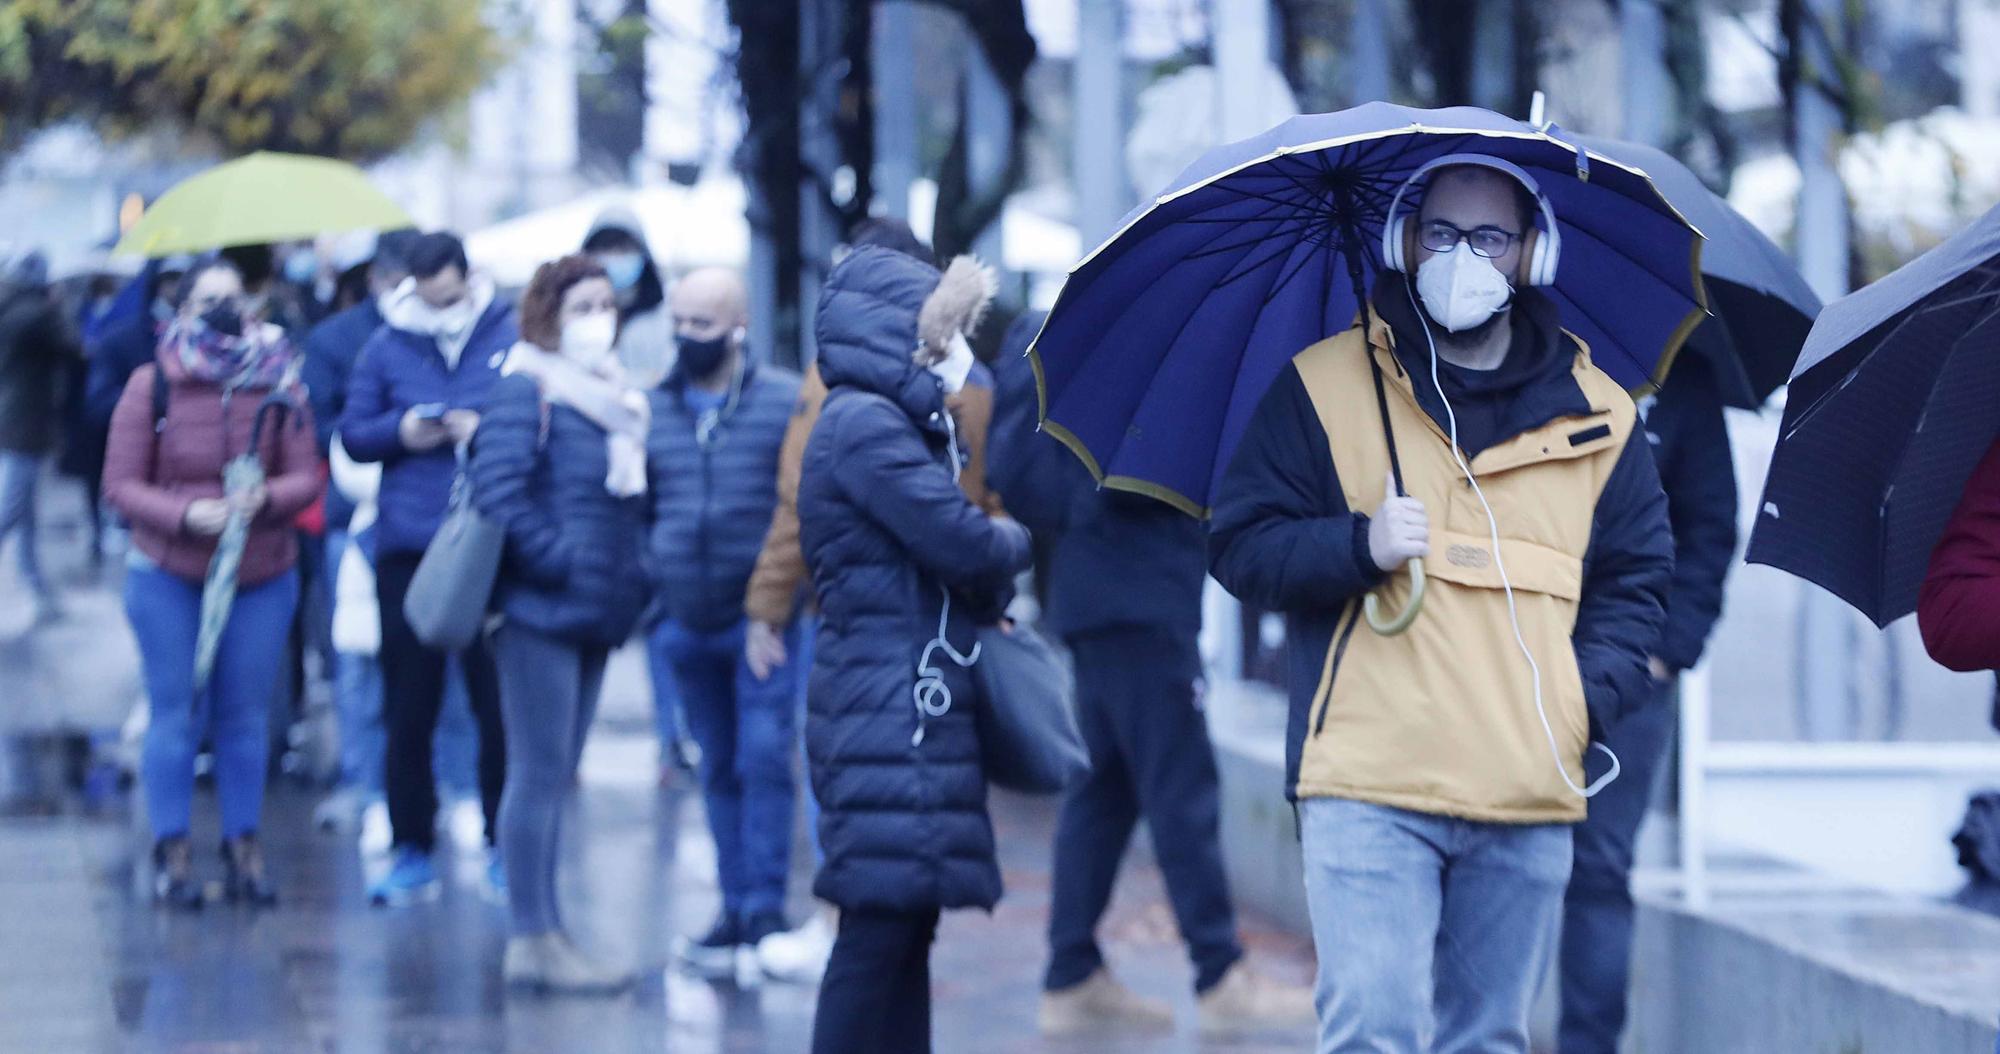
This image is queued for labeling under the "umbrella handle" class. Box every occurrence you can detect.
[1363,557,1425,636]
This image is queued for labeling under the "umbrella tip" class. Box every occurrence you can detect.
[1530,91,1548,130]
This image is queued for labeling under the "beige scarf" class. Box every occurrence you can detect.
[500,342,650,497]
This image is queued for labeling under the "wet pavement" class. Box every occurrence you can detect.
[0,475,1316,1053]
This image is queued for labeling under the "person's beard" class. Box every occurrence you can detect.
[1426,301,1511,354]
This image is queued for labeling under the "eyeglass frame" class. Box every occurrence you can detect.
[1414,219,1524,261]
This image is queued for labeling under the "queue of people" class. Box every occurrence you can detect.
[26,162,1760,1054]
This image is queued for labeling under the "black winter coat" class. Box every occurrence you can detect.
[986,312,1206,642]
[301,299,387,530]
[470,373,652,648]
[0,286,78,455]
[1639,356,1738,673]
[797,247,1033,913]
[645,361,800,631]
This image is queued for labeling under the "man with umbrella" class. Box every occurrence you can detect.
[1209,158,1672,1050]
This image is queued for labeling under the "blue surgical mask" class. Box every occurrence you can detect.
[599,252,645,292]
[283,250,318,285]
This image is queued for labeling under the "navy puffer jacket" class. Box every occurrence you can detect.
[798,247,1032,913]
[470,372,652,648]
[645,360,800,630]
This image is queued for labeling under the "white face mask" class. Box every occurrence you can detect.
[560,311,618,367]
[929,331,976,395]
[1415,242,1514,333]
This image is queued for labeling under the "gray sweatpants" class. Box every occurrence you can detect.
[492,621,607,936]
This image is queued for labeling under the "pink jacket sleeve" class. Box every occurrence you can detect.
[1918,440,2000,672]
[100,366,194,537]
[257,390,323,525]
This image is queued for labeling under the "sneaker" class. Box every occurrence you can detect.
[756,910,836,984]
[1039,967,1173,1035]
[368,847,441,907]
[483,854,509,907]
[152,836,204,912]
[358,800,392,857]
[676,913,742,981]
[504,933,631,995]
[313,787,367,832]
[1196,961,1315,1036]
[443,797,486,851]
[220,833,278,907]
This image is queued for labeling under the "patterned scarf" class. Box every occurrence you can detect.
[164,316,298,391]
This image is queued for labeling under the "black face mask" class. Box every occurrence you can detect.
[679,332,731,378]
[201,305,244,337]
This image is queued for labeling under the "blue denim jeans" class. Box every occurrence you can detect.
[651,617,799,919]
[1558,679,1677,1054]
[0,450,48,597]
[1300,797,1572,1054]
[645,619,691,757]
[126,558,300,841]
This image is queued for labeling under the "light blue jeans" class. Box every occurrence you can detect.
[1299,797,1572,1054]
[0,450,48,597]
[126,558,300,841]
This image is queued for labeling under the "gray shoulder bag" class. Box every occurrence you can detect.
[403,446,504,652]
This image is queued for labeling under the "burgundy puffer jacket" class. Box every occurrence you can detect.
[102,345,321,586]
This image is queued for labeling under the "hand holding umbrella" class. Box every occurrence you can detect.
[1365,471,1430,634]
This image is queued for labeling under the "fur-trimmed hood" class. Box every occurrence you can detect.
[815,246,997,429]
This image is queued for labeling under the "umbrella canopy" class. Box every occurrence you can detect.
[1746,202,2000,626]
[1029,103,1708,517]
[115,152,412,258]
[1573,134,1821,408]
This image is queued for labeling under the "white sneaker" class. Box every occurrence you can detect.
[756,911,837,983]
[358,800,392,857]
[445,796,485,850]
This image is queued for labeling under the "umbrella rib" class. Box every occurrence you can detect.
[1215,229,1329,293]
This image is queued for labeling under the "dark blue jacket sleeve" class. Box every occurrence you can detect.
[1575,429,1674,730]
[301,325,347,456]
[84,321,154,431]
[831,398,1031,591]
[1649,362,1738,671]
[338,333,406,464]
[1208,365,1381,613]
[468,376,570,589]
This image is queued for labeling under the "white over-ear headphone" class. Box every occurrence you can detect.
[1380,153,1563,288]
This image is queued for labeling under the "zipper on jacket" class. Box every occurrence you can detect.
[1311,602,1364,738]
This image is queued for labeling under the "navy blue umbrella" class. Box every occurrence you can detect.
[1747,202,2000,626]
[1028,103,1709,518]
[1573,134,1821,409]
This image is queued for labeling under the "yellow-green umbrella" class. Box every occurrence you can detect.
[115,152,413,258]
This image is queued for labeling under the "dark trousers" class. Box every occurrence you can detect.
[1557,677,1678,1054]
[1045,627,1242,994]
[374,551,506,854]
[811,907,940,1054]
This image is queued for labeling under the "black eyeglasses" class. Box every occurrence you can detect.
[1417,220,1522,260]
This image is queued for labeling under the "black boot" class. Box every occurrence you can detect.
[221,834,278,907]
[152,836,203,911]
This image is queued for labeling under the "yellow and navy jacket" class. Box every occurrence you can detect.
[1209,283,1672,824]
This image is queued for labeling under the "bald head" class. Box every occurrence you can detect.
[671,267,747,340]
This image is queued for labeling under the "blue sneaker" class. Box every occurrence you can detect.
[482,854,508,906]
[369,847,440,906]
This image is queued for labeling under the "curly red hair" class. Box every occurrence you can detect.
[519,254,612,351]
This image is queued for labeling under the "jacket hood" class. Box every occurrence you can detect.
[814,246,948,426]
[584,204,667,317]
[585,205,649,252]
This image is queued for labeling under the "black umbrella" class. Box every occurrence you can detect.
[1746,202,2000,626]
[1573,135,1822,408]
